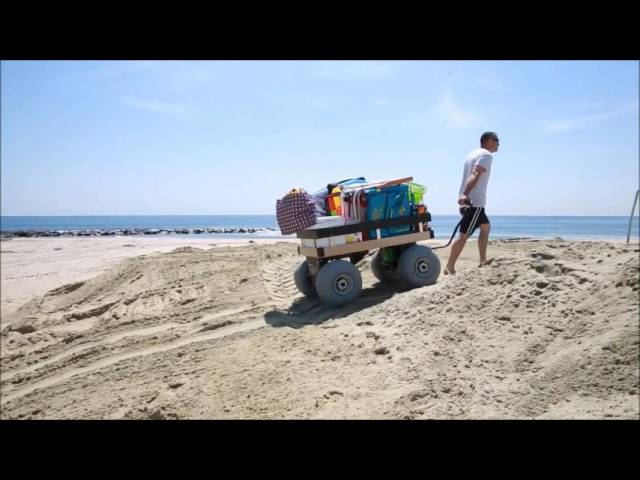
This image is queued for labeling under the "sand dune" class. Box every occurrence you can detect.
[1,238,638,419]
[0,236,293,319]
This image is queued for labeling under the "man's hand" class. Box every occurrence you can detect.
[458,194,469,206]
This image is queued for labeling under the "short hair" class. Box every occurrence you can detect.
[480,131,498,146]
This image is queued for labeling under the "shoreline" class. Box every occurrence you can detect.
[3,234,637,243]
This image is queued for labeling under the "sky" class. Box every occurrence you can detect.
[1,60,638,216]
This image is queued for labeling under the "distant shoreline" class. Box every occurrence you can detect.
[1,214,638,241]
[0,227,278,238]
[1,234,636,244]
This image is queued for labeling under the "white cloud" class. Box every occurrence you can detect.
[544,102,639,133]
[308,61,396,81]
[121,97,186,115]
[435,90,481,128]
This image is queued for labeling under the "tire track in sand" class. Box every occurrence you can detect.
[3,257,379,404]
[261,257,305,307]
[2,305,261,384]
[1,315,267,405]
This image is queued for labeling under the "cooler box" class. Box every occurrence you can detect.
[301,216,363,248]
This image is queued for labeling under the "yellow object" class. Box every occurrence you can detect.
[330,187,342,215]
[345,233,362,243]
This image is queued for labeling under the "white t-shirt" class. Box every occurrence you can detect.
[459,147,493,208]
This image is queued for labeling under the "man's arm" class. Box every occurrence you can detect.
[458,164,487,204]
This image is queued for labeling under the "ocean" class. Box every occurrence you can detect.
[1,215,639,241]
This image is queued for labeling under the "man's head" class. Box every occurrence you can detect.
[480,131,499,153]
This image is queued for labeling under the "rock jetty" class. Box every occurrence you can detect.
[0,227,277,238]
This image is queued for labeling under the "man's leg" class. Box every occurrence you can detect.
[446,232,469,273]
[478,222,490,265]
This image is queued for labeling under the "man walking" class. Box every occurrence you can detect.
[445,131,499,274]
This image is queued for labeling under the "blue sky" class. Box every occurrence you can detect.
[1,60,638,216]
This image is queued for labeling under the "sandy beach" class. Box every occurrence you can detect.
[1,236,638,419]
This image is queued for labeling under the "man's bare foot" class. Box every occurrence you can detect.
[444,266,456,275]
[478,258,493,267]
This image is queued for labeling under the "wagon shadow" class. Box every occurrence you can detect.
[264,282,401,329]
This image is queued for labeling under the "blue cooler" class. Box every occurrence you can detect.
[366,184,411,239]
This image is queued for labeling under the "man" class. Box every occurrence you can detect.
[445,131,499,274]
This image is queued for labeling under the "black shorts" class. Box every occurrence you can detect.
[459,206,489,236]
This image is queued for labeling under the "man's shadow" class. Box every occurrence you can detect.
[264,282,401,329]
